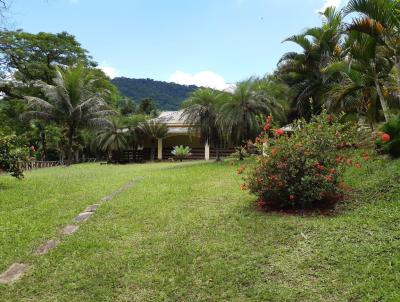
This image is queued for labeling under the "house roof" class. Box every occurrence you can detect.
[151,110,188,126]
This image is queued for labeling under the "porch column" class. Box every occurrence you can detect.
[205,140,210,161]
[157,138,163,160]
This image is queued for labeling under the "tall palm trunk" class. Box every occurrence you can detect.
[375,78,391,122]
[40,131,47,161]
[67,125,75,166]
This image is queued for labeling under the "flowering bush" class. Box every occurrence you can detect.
[375,116,400,158]
[244,112,366,210]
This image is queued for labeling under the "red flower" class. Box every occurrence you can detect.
[274,129,284,136]
[330,168,336,174]
[381,133,391,142]
[315,164,325,171]
[263,123,271,131]
[289,194,295,201]
[326,175,333,183]
[266,115,272,123]
[346,159,353,165]
[354,163,361,169]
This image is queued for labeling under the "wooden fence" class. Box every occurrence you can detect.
[18,161,63,171]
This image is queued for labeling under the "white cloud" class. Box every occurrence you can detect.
[99,62,119,79]
[317,0,341,13]
[169,70,234,91]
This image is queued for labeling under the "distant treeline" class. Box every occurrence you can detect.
[112,77,199,110]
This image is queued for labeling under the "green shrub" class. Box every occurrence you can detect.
[171,145,192,161]
[375,116,400,158]
[242,112,367,210]
[0,132,28,179]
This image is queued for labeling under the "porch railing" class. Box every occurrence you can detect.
[18,160,64,171]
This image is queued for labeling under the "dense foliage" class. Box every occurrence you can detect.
[243,112,366,209]
[0,132,28,178]
[375,115,400,157]
[278,2,400,125]
[112,77,198,110]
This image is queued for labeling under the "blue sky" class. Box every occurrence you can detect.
[10,0,344,89]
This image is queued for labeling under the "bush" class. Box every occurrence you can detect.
[243,112,367,210]
[171,145,192,161]
[0,132,28,179]
[375,116,400,158]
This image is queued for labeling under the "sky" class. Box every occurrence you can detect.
[8,0,345,90]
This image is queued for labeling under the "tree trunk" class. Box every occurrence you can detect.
[67,125,74,166]
[150,141,155,161]
[395,58,400,104]
[375,79,391,122]
[40,131,47,161]
[216,148,221,162]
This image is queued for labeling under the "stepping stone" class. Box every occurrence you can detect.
[61,225,79,235]
[75,211,93,222]
[84,204,100,212]
[0,263,29,284]
[35,239,58,255]
[100,196,112,202]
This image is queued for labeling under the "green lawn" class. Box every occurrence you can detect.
[0,158,400,301]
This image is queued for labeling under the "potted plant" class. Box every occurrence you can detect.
[171,145,192,162]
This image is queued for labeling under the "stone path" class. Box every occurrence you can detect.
[0,177,143,284]
[0,263,30,284]
[35,239,59,255]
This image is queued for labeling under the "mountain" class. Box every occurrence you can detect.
[111,77,199,110]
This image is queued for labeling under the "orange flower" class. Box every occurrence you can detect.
[271,148,278,156]
[240,183,247,191]
[354,162,361,169]
[274,129,284,136]
[330,168,336,174]
[237,165,246,175]
[346,159,353,165]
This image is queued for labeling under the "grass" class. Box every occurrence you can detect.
[0,157,399,301]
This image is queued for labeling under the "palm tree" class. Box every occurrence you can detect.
[324,31,393,124]
[278,7,344,117]
[218,79,276,146]
[137,120,168,161]
[344,0,400,120]
[96,119,129,162]
[182,88,226,160]
[22,65,114,164]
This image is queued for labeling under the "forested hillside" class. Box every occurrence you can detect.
[112,77,198,110]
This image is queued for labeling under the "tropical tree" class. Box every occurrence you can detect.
[182,88,226,160]
[0,30,95,83]
[345,0,400,74]
[324,31,393,125]
[278,7,345,117]
[22,65,115,164]
[96,119,129,162]
[344,0,400,120]
[218,79,279,146]
[137,120,168,161]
